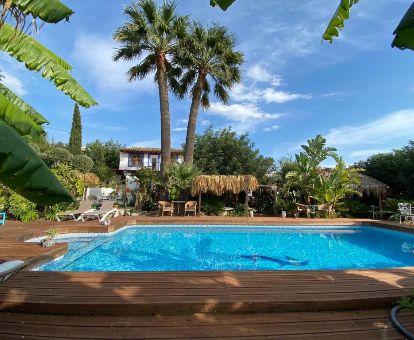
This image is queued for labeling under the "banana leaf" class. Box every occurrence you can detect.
[11,0,74,23]
[0,23,97,107]
[322,0,359,43]
[210,0,235,10]
[0,83,48,125]
[392,3,414,51]
[0,93,43,139]
[0,120,72,204]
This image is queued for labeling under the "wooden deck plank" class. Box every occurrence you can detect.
[0,309,409,339]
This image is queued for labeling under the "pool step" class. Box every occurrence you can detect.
[1,269,413,316]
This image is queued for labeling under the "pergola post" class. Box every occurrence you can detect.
[244,190,249,215]
[198,192,201,216]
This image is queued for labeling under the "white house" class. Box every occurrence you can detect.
[119,147,184,171]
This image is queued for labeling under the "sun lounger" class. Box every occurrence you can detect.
[0,260,27,282]
[80,200,118,223]
[56,200,96,221]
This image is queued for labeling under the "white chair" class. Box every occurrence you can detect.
[398,203,414,223]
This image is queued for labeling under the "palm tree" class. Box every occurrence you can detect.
[113,0,188,185]
[174,23,243,164]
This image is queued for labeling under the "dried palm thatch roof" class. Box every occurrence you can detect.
[357,173,389,198]
[191,175,259,196]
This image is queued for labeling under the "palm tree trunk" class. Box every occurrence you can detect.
[156,54,171,194]
[184,72,205,164]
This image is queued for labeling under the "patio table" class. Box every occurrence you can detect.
[172,201,186,216]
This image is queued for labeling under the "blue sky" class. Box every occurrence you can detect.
[2,0,414,165]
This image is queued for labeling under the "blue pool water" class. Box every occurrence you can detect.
[36,225,414,271]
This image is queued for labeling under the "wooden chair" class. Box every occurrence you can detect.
[184,201,197,216]
[294,203,310,218]
[158,201,174,217]
[317,204,333,218]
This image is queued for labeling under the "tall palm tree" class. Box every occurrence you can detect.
[174,23,243,164]
[113,0,188,185]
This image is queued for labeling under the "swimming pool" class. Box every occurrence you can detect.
[34,225,414,271]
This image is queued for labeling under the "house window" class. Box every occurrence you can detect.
[128,153,143,168]
[151,156,157,170]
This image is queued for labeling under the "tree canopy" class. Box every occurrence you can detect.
[193,126,275,183]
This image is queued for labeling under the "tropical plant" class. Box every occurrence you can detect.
[313,158,361,212]
[201,196,224,215]
[113,0,188,186]
[68,103,82,155]
[165,162,201,200]
[285,135,338,204]
[0,0,96,205]
[7,191,39,222]
[174,23,243,164]
[210,1,414,53]
[46,228,58,240]
[51,163,85,198]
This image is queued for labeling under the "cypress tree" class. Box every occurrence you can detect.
[68,103,82,155]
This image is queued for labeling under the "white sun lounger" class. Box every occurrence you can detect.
[0,260,27,282]
[80,200,118,223]
[56,200,96,221]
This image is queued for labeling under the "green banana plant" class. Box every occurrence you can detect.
[210,0,235,10]
[8,0,74,23]
[322,0,359,43]
[0,0,96,205]
[1,23,97,107]
[0,83,48,125]
[0,120,72,205]
[0,93,44,139]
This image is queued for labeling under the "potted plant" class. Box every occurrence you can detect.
[41,228,58,247]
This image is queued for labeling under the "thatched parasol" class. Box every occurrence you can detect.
[356,173,389,198]
[191,175,259,214]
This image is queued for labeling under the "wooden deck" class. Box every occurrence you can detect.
[0,309,412,339]
[1,217,414,338]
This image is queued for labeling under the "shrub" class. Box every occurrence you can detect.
[72,154,94,173]
[201,196,224,216]
[8,192,39,222]
[42,147,73,167]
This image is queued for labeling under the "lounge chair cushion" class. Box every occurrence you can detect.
[0,260,25,274]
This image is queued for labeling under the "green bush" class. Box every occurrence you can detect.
[42,147,73,167]
[227,205,247,217]
[201,196,224,216]
[336,200,370,218]
[8,192,39,222]
[72,154,94,173]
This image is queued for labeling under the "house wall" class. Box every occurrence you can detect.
[119,151,184,171]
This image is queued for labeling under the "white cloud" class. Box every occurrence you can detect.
[201,120,212,126]
[230,80,311,104]
[207,102,282,132]
[2,71,26,96]
[177,119,188,124]
[246,64,282,86]
[72,34,155,92]
[172,127,187,132]
[263,124,280,132]
[131,139,160,148]
[325,110,414,146]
